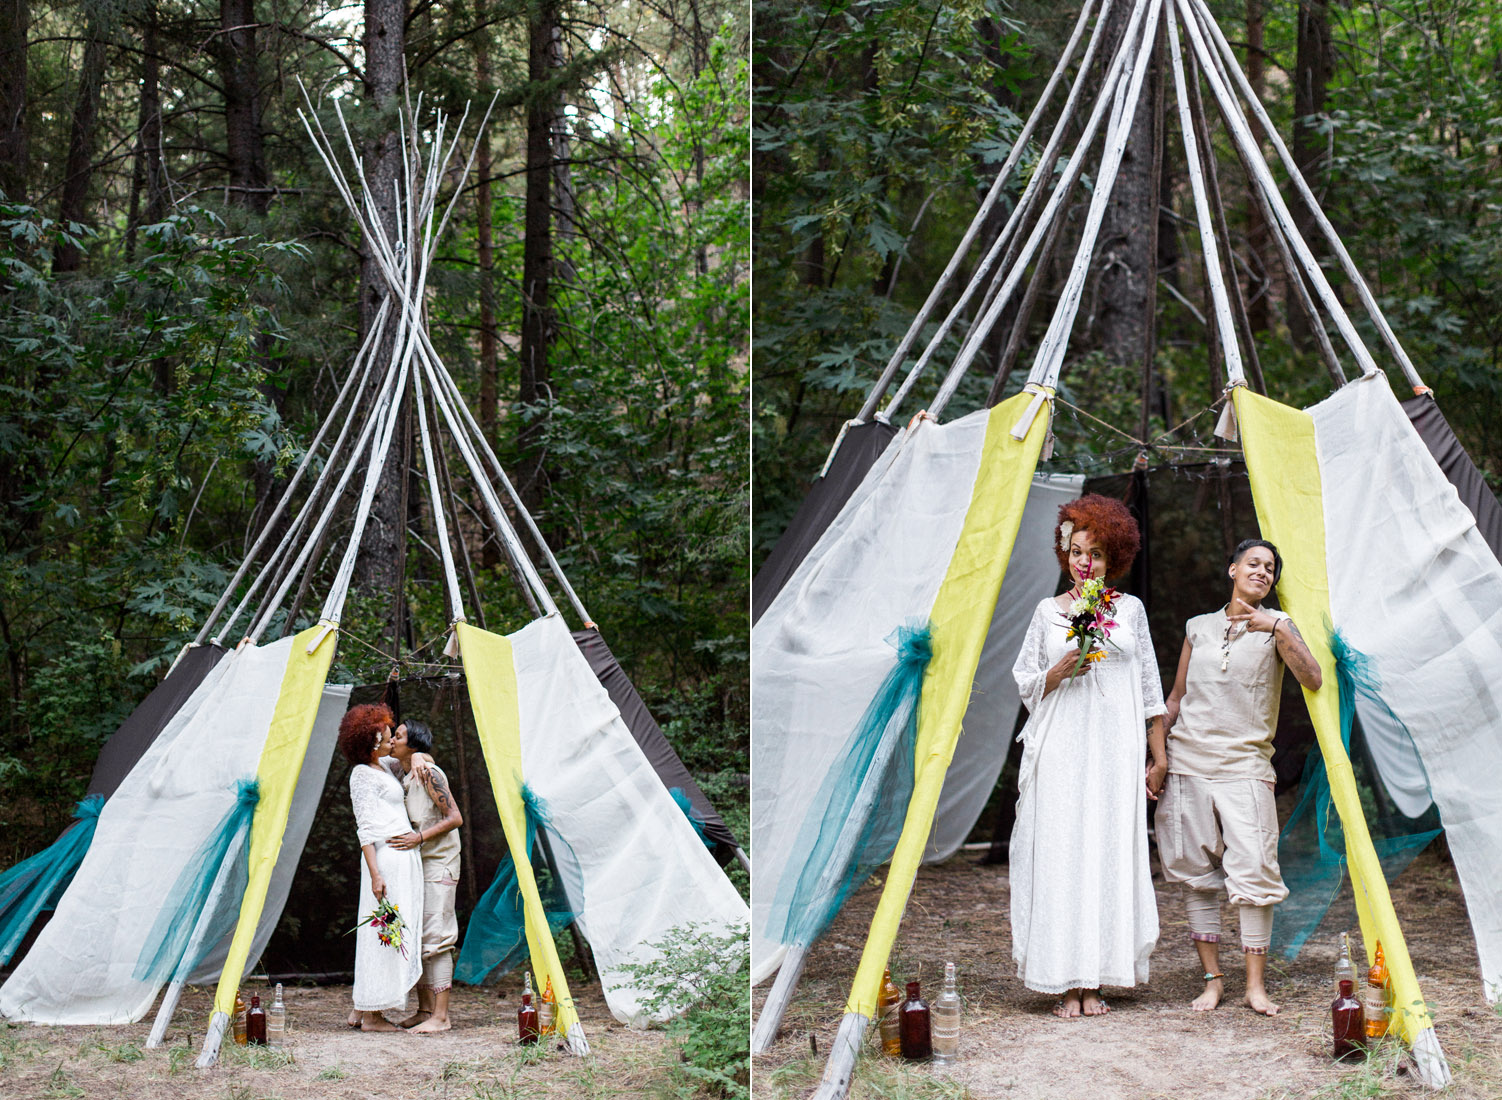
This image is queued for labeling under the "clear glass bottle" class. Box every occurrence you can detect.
[931,963,960,1065]
[898,980,931,1062]
[1334,931,1356,992]
[539,974,556,1037]
[518,972,539,1044]
[267,982,286,1048]
[1363,942,1390,1039]
[1332,979,1366,1062]
[877,968,903,1056]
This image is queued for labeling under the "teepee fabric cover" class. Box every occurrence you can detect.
[924,474,1084,863]
[1236,372,1502,1037]
[461,615,748,1028]
[753,391,1047,987]
[0,628,335,1024]
[1403,394,1502,568]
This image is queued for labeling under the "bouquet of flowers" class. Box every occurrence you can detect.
[1062,564,1121,680]
[351,897,409,957]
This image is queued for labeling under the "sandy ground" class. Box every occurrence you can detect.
[0,977,682,1099]
[753,847,1502,1099]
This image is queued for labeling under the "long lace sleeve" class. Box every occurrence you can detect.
[1013,602,1053,714]
[1131,597,1167,720]
[349,767,386,847]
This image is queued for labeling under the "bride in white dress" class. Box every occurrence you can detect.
[1009,495,1168,1018]
[339,703,424,1030]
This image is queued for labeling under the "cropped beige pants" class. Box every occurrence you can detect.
[1157,774,1288,950]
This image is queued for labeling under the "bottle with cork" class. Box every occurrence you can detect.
[1363,941,1391,1039]
[518,972,540,1044]
[877,968,902,1056]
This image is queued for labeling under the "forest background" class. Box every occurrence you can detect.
[0,0,750,890]
[754,0,1502,552]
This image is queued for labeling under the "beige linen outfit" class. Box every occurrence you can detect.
[388,759,462,991]
[1158,605,1290,952]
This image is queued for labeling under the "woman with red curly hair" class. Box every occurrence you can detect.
[1008,494,1168,1018]
[340,702,423,1030]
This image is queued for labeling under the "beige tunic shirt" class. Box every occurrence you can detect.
[401,761,462,882]
[1168,604,1288,783]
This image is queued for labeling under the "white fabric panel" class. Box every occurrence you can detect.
[510,615,747,1026]
[187,683,350,982]
[0,638,296,1024]
[1314,372,1502,1002]
[751,410,992,984]
[924,475,1084,863]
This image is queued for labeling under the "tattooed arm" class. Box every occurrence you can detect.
[389,764,464,849]
[1273,616,1323,691]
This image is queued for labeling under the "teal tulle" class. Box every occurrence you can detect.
[133,778,260,984]
[669,787,714,849]
[454,783,577,984]
[1273,626,1441,958]
[766,620,932,950]
[0,795,103,965]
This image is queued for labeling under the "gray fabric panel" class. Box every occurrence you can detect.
[752,421,900,624]
[187,683,351,983]
[570,629,738,861]
[1402,393,1502,565]
[87,644,228,799]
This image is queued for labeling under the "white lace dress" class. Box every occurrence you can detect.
[1008,592,1166,994]
[349,762,424,1011]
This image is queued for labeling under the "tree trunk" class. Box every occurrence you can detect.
[1095,3,1161,378]
[220,0,269,216]
[1290,0,1332,349]
[517,0,561,518]
[1243,0,1269,333]
[351,0,408,650]
[126,5,166,259]
[474,26,499,570]
[53,15,108,273]
[0,0,27,203]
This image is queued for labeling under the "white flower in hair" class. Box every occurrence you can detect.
[1058,519,1074,552]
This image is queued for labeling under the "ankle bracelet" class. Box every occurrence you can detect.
[1202,972,1223,982]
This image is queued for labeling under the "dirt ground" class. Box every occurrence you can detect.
[0,976,682,1099]
[753,847,1502,1100]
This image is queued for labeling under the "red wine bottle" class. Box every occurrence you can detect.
[1332,979,1366,1062]
[246,993,267,1046]
[899,980,931,1061]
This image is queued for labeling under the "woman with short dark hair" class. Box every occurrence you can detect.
[1009,494,1168,1018]
[1160,538,1323,1016]
[339,703,423,1030]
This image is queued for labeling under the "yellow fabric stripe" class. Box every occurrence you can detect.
[457,622,581,1040]
[212,624,337,1015]
[845,392,1048,1017]
[1233,387,1433,1042]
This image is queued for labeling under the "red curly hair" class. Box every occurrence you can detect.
[338,702,394,766]
[1053,493,1140,580]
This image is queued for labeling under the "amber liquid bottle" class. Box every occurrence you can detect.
[899,980,931,1062]
[877,968,903,1055]
[518,973,540,1045]
[539,975,557,1037]
[1332,979,1366,1062]
[246,993,267,1046]
[1363,942,1391,1039]
[232,990,248,1045]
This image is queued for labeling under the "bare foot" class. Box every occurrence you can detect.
[409,1016,452,1034]
[1081,989,1109,1016]
[360,1012,402,1032]
[1053,989,1083,1018]
[399,1011,431,1029]
[1192,977,1223,1012]
[346,1009,362,1028]
[1245,986,1280,1015]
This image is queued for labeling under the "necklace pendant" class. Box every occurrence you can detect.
[1220,655,1230,672]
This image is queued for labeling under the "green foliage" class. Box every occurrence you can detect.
[618,923,750,1099]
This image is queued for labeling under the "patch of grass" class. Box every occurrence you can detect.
[315,1062,348,1080]
[167,1042,195,1075]
[0,1024,41,1071]
[223,1042,296,1070]
[761,1047,972,1100]
[93,1039,143,1063]
[1276,1037,1417,1100]
[43,1064,84,1100]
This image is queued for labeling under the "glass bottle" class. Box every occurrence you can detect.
[267,982,286,1048]
[898,980,931,1062]
[1332,979,1366,1062]
[246,993,267,1046]
[1334,931,1356,992]
[1363,942,1390,1039]
[877,968,903,1056]
[931,963,961,1065]
[232,990,248,1046]
[539,974,556,1037]
[518,972,540,1044]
